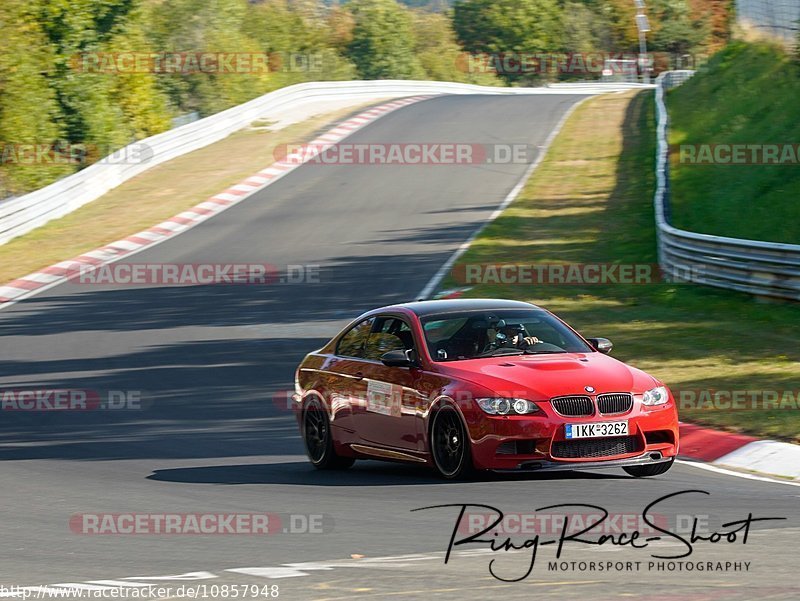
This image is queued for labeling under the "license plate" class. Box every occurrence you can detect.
[565,421,628,439]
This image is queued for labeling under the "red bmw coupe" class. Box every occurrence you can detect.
[293,299,678,479]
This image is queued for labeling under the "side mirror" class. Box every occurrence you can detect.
[380,349,417,367]
[587,337,613,354]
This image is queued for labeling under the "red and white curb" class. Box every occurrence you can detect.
[433,286,473,299]
[0,95,432,310]
[678,422,800,480]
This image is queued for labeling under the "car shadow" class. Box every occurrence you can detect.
[146,460,628,486]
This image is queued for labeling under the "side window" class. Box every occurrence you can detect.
[423,317,468,344]
[336,318,374,358]
[362,317,415,361]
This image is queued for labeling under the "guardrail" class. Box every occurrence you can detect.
[0,79,649,246]
[655,70,800,301]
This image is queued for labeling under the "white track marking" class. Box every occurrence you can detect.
[676,459,800,487]
[106,239,141,251]
[124,571,217,581]
[415,95,593,301]
[17,272,61,284]
[227,567,326,579]
[154,220,187,232]
[0,286,26,298]
[7,534,794,594]
[711,440,800,479]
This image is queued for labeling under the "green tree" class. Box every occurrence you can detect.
[452,0,564,84]
[243,0,356,89]
[649,0,708,56]
[411,10,500,84]
[0,0,69,196]
[35,0,136,144]
[145,0,272,116]
[105,5,173,140]
[345,0,424,79]
[562,1,614,54]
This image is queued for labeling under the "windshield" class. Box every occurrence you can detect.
[421,309,593,362]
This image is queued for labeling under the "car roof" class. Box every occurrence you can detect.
[380,298,540,318]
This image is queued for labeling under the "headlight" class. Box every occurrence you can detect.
[643,386,669,406]
[476,397,540,415]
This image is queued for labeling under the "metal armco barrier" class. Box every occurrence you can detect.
[655,70,800,301]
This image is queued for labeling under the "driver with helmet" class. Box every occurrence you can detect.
[493,322,540,350]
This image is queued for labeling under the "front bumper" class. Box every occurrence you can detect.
[464,398,679,471]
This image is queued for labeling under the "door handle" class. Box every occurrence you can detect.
[354,372,364,380]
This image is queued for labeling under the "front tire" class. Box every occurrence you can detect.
[623,457,674,477]
[430,405,472,480]
[302,399,354,470]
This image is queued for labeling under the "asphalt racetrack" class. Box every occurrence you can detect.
[1,94,798,600]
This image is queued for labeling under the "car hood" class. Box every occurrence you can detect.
[436,352,658,400]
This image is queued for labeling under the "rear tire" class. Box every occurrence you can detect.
[430,404,473,480]
[302,399,355,470]
[623,457,674,477]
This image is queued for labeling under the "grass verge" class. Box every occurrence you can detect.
[667,42,800,243]
[442,89,800,441]
[0,103,375,285]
